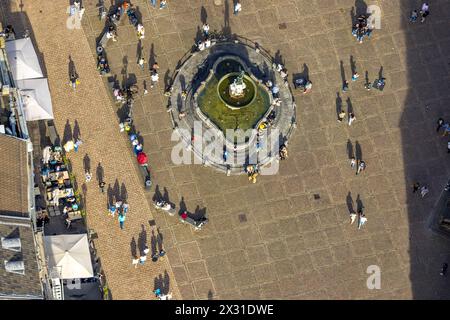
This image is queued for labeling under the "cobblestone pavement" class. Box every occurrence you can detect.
[6,0,450,299]
[1,0,181,300]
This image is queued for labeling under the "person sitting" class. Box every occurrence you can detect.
[271,85,280,97]
[106,26,117,41]
[258,121,268,133]
[279,144,288,160]
[373,78,386,91]
[273,97,282,107]
[294,77,307,89]
[134,144,143,155]
[280,68,288,81]
[198,40,206,51]
[303,80,312,94]
[267,110,276,125]
[114,88,125,102]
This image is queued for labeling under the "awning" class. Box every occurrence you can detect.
[15,78,53,121]
[5,38,44,80]
[43,234,94,280]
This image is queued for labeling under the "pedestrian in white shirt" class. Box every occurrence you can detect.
[348,112,356,126]
[234,1,242,15]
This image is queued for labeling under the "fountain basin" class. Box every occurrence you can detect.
[217,72,257,109]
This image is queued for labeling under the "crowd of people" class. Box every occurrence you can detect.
[351,14,373,44]
[410,2,430,23]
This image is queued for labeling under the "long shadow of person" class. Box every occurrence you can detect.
[130,236,137,258]
[179,197,187,215]
[163,187,175,207]
[350,55,357,75]
[63,119,73,144]
[153,185,163,202]
[346,97,354,114]
[340,60,346,86]
[347,139,354,159]
[96,162,104,183]
[356,194,364,212]
[336,92,343,118]
[156,228,164,252]
[83,154,91,173]
[200,6,208,25]
[138,224,147,256]
[355,140,362,162]
[120,183,128,202]
[113,179,121,202]
[150,229,158,256]
[346,192,355,214]
[107,184,113,208]
[73,119,81,141]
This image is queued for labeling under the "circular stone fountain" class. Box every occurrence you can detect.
[167,39,296,175]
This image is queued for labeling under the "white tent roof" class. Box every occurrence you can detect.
[15,78,54,121]
[43,234,94,280]
[5,38,44,80]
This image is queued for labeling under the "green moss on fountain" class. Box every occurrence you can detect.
[197,59,271,132]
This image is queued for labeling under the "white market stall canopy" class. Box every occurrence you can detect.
[5,38,44,80]
[43,234,94,280]
[15,78,53,121]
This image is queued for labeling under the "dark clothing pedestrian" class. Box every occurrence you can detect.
[99,181,106,193]
[437,118,444,132]
[413,182,420,193]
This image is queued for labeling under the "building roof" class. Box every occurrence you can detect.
[0,216,43,299]
[0,134,29,218]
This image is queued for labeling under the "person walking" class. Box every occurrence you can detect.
[150,71,159,88]
[138,57,146,71]
[356,160,366,175]
[160,0,167,9]
[348,112,356,126]
[420,186,429,198]
[338,110,346,122]
[409,9,418,22]
[420,3,430,23]
[139,255,147,265]
[234,1,242,15]
[109,205,116,217]
[118,213,126,229]
[74,138,83,152]
[150,0,157,7]
[342,80,349,92]
[437,118,444,132]
[202,23,210,36]
[85,171,92,182]
[357,209,367,229]
[350,212,357,224]
[137,24,145,39]
[351,72,359,81]
[99,181,106,193]
[350,156,356,169]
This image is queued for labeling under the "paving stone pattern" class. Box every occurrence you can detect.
[6,0,450,299]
